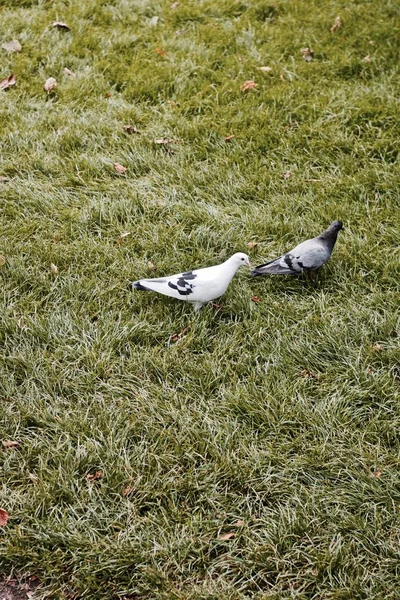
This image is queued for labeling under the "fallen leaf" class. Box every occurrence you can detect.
[251,296,260,303]
[241,80,257,92]
[50,263,58,275]
[367,367,373,375]
[154,137,180,144]
[224,134,235,142]
[363,55,371,63]
[155,47,167,58]
[149,16,159,26]
[0,176,9,182]
[301,47,314,62]
[0,508,9,527]
[63,67,75,76]
[123,124,140,134]
[44,77,57,93]
[0,255,6,268]
[123,485,133,497]
[218,531,235,541]
[0,74,16,90]
[2,440,20,449]
[86,470,103,482]
[300,369,319,380]
[330,16,342,32]
[2,39,22,53]
[259,66,272,73]
[17,316,25,329]
[147,260,156,271]
[114,162,127,174]
[212,303,222,309]
[369,469,382,478]
[372,343,383,351]
[368,40,375,46]
[233,520,244,527]
[171,326,190,343]
[52,21,70,30]
[246,241,258,250]
[170,1,179,7]
[282,170,292,179]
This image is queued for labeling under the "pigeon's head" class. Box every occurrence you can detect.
[329,220,344,232]
[230,252,251,268]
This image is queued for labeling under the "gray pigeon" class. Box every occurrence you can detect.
[251,220,343,277]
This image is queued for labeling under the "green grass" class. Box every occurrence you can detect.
[1,0,400,598]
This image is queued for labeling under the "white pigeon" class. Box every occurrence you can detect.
[251,220,343,277]
[132,252,251,310]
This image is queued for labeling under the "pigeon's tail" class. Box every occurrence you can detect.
[251,258,295,277]
[132,280,151,291]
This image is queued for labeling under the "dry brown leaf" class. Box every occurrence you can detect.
[0,176,9,183]
[224,134,235,142]
[44,77,57,93]
[363,55,371,63]
[63,67,75,76]
[246,241,258,250]
[52,21,70,31]
[50,263,58,275]
[86,470,103,482]
[2,440,20,450]
[147,260,156,271]
[17,316,25,329]
[330,16,342,32]
[234,520,245,527]
[0,255,6,268]
[212,303,222,309]
[282,170,292,179]
[369,469,382,478]
[301,47,314,62]
[241,80,257,92]
[114,162,127,174]
[2,40,22,53]
[259,66,272,73]
[300,369,319,380]
[367,367,374,375]
[171,326,190,343]
[0,508,9,527]
[123,485,133,497]
[251,296,260,303]
[124,124,141,134]
[372,343,383,352]
[218,531,235,541]
[155,47,167,58]
[0,74,16,90]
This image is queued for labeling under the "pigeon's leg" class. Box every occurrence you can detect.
[193,302,205,312]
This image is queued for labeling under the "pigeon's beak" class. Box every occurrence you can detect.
[246,258,252,268]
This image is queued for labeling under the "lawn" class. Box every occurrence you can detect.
[1,0,399,598]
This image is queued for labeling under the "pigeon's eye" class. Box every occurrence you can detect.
[241,258,244,261]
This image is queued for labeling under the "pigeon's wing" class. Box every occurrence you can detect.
[133,270,199,300]
[252,238,328,276]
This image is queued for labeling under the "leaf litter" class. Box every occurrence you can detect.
[0,74,16,90]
